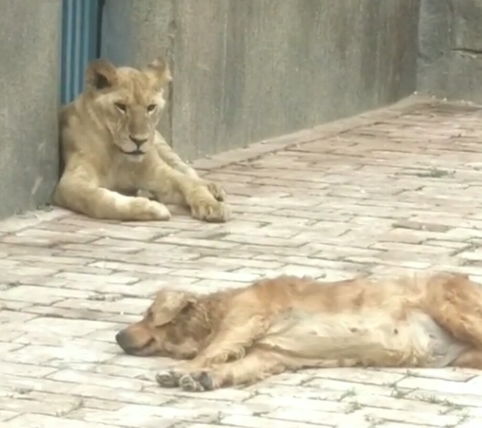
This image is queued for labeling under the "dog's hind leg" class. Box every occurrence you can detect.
[451,349,482,369]
[427,273,482,348]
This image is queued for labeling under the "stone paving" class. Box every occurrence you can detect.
[2,96,482,427]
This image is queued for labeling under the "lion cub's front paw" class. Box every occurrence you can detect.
[130,197,171,221]
[191,199,231,223]
[205,182,226,202]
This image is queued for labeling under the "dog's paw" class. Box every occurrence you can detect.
[179,374,205,392]
[197,371,215,391]
[178,371,216,392]
[155,370,180,388]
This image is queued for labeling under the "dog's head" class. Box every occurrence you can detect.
[115,289,206,359]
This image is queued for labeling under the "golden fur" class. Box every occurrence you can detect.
[54,58,230,222]
[116,272,482,391]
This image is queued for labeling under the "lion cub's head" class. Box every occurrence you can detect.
[84,58,171,159]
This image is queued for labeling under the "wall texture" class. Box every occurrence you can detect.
[0,0,427,218]
[102,0,420,160]
[419,0,482,102]
[101,0,174,140]
[0,0,61,219]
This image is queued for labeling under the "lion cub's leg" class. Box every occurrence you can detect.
[153,134,226,202]
[55,174,171,221]
[141,163,231,222]
[180,179,230,222]
[154,135,199,179]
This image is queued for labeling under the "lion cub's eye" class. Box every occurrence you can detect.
[114,102,127,113]
[147,104,157,112]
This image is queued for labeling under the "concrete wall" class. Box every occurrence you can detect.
[0,0,425,218]
[103,0,420,160]
[2,0,481,219]
[418,0,482,102]
[101,0,174,139]
[0,0,61,219]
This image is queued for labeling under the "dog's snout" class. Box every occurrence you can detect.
[115,329,129,348]
[115,324,157,356]
[115,329,139,355]
[116,328,142,353]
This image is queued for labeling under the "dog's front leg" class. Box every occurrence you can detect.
[160,348,285,391]
[157,313,268,389]
[187,314,269,368]
[156,352,361,391]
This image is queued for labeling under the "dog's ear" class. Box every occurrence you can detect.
[151,290,194,326]
[86,59,118,90]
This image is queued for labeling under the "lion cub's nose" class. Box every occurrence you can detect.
[129,135,148,147]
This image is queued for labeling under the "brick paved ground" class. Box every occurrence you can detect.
[2,96,482,427]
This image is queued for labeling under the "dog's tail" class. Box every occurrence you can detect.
[426,272,482,348]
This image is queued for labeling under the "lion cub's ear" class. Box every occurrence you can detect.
[146,57,172,88]
[86,59,118,90]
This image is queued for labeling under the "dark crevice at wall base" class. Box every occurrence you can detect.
[452,48,482,56]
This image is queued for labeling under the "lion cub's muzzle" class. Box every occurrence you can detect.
[117,134,151,157]
[119,147,146,156]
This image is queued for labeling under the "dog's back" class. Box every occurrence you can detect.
[238,274,467,367]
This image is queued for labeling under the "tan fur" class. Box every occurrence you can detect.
[53,58,230,222]
[116,272,482,391]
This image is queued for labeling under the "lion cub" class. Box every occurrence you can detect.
[54,58,230,222]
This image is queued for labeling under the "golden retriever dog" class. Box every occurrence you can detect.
[115,272,482,391]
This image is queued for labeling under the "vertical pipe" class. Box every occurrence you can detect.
[60,0,101,104]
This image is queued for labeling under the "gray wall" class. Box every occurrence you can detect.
[101,0,174,140]
[0,0,61,219]
[418,0,482,102]
[103,0,420,160]
[5,0,452,219]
